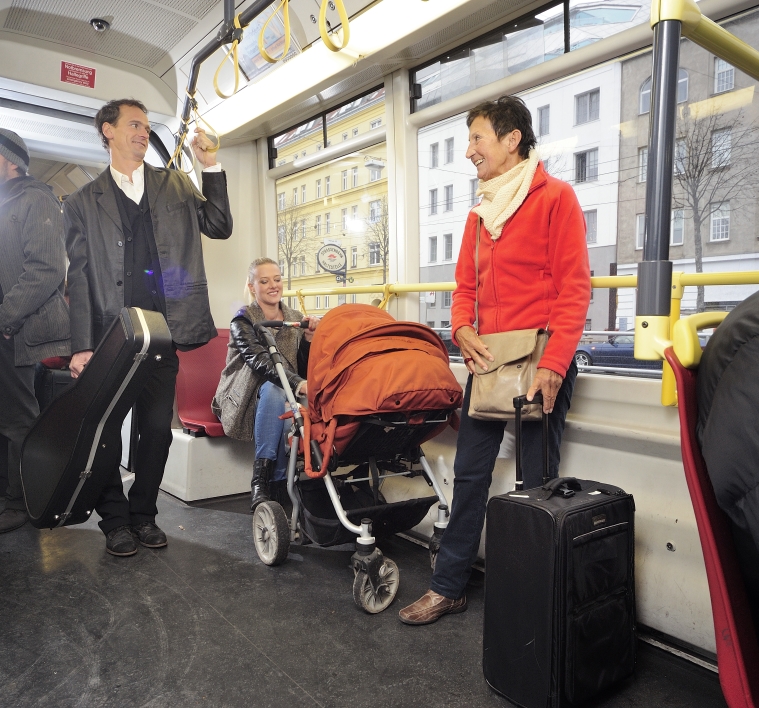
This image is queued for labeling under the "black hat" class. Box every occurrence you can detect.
[0,129,30,172]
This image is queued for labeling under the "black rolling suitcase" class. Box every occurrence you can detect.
[20,307,173,529]
[483,394,635,707]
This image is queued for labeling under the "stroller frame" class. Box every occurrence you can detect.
[251,320,452,613]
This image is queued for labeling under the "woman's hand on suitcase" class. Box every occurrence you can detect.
[527,368,563,414]
[70,350,93,379]
[457,326,494,374]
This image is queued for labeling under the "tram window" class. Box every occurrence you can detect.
[575,89,600,124]
[430,143,439,168]
[710,203,730,241]
[711,128,731,168]
[638,147,648,182]
[584,210,597,244]
[574,148,598,182]
[325,88,386,149]
[636,215,645,250]
[714,58,735,94]
[671,210,684,246]
[537,105,550,136]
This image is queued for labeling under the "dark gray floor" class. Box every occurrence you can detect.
[0,486,728,708]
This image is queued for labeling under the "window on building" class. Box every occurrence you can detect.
[714,58,734,93]
[585,318,592,331]
[315,214,321,236]
[301,185,306,203]
[638,147,648,182]
[324,295,330,308]
[351,205,358,222]
[445,137,454,164]
[538,105,550,136]
[325,213,331,233]
[300,256,306,275]
[678,69,689,102]
[712,128,731,168]
[575,149,598,182]
[369,200,381,223]
[430,142,439,168]
[369,242,380,265]
[640,70,687,114]
[575,89,600,124]
[710,202,730,241]
[316,179,322,198]
[342,132,348,141]
[370,118,382,129]
[341,208,348,231]
[342,170,348,190]
[277,192,285,210]
[350,293,357,303]
[301,219,307,240]
[279,259,285,273]
[370,168,382,182]
[278,225,285,244]
[584,209,597,244]
[470,178,479,206]
[352,127,359,137]
[427,321,435,328]
[352,167,358,188]
[444,185,453,211]
[444,233,453,260]
[440,320,450,327]
[671,209,684,246]
[351,246,357,268]
[338,294,346,305]
[325,176,331,195]
[675,139,686,175]
[317,143,322,151]
[429,236,438,263]
[428,292,436,308]
[315,296,321,309]
[292,187,298,205]
[442,291,452,308]
[429,188,438,215]
[636,214,645,250]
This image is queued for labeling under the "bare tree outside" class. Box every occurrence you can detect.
[541,151,568,178]
[365,194,390,284]
[673,105,758,311]
[277,196,312,294]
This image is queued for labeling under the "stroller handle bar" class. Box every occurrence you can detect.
[251,320,323,472]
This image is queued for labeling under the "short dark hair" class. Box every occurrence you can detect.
[466,95,536,159]
[95,99,148,151]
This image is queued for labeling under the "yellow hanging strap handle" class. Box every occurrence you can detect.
[320,0,350,52]
[214,14,243,99]
[168,115,195,173]
[168,93,221,171]
[259,0,291,64]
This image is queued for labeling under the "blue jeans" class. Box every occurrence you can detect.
[430,362,578,600]
[255,382,289,481]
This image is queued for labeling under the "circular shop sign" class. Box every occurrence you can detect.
[317,244,347,273]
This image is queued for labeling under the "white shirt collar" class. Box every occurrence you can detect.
[110,162,145,188]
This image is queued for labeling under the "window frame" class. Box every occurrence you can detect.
[574,88,600,125]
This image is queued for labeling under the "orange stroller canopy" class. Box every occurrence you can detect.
[303,304,463,476]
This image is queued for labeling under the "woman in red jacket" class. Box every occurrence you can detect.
[400,95,591,626]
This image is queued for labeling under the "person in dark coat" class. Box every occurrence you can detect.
[0,129,70,533]
[697,290,759,634]
[64,99,233,556]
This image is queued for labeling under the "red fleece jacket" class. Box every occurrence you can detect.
[451,162,591,378]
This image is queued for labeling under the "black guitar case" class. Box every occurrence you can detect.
[20,307,173,529]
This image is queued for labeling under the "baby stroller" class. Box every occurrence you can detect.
[250,304,463,613]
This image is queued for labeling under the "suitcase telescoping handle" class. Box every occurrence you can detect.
[513,393,549,492]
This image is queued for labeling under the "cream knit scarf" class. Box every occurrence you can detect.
[473,148,540,240]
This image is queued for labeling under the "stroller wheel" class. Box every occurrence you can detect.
[352,558,399,614]
[252,501,290,566]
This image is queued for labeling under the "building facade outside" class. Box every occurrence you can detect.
[616,8,759,324]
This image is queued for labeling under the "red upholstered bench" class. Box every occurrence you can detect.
[175,329,229,437]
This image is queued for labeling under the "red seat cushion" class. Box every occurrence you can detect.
[175,330,229,437]
[665,347,759,708]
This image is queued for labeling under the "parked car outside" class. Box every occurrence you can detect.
[574,334,662,370]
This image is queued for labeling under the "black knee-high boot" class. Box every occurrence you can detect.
[251,458,275,510]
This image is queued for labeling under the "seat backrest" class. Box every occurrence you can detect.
[175,330,229,437]
[665,347,759,708]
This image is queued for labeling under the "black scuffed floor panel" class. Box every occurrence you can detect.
[0,485,727,708]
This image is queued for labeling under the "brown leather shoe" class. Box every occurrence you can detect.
[398,590,467,625]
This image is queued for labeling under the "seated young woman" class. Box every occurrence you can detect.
[212,258,318,509]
